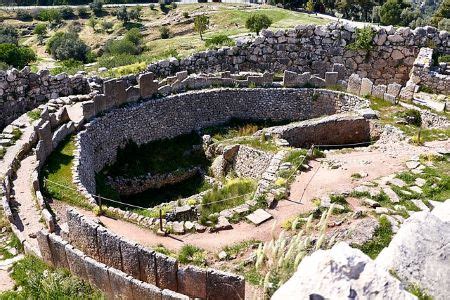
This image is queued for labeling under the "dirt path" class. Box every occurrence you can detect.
[11,155,43,252]
[51,140,449,254]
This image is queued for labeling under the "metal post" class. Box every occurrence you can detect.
[159,209,163,232]
[418,128,422,144]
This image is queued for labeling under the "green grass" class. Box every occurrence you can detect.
[0,234,23,260]
[354,216,393,259]
[222,239,260,258]
[40,136,91,209]
[0,147,5,159]
[408,284,433,300]
[26,109,42,121]
[11,128,22,143]
[0,255,103,299]
[177,244,206,266]
[199,178,256,224]
[104,132,209,178]
[244,266,263,286]
[153,243,174,257]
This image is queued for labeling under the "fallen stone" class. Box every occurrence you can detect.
[246,209,273,226]
[383,187,400,203]
[410,199,429,211]
[409,186,423,194]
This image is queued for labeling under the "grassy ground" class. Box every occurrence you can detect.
[0,255,103,299]
[353,216,393,259]
[40,136,92,209]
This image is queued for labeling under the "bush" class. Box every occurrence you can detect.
[105,39,140,55]
[46,32,91,62]
[347,26,375,50]
[125,27,143,46]
[77,7,90,18]
[34,23,48,44]
[60,6,75,19]
[102,21,114,32]
[116,6,129,24]
[205,34,235,48]
[37,9,62,24]
[0,43,36,69]
[90,0,104,17]
[129,6,143,21]
[16,10,33,21]
[401,109,422,127]
[194,14,209,40]
[159,26,171,39]
[150,3,155,10]
[183,11,189,18]
[0,26,19,45]
[439,54,450,63]
[178,245,206,266]
[245,14,272,35]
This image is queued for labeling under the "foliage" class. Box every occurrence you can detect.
[245,14,272,35]
[354,216,393,259]
[194,14,210,40]
[0,255,103,299]
[16,10,33,21]
[178,245,206,266]
[200,178,256,223]
[77,7,90,18]
[438,54,450,64]
[34,23,47,45]
[205,34,235,48]
[116,6,129,24]
[89,0,104,17]
[183,11,190,18]
[159,26,171,39]
[0,43,36,69]
[0,26,19,45]
[222,239,260,258]
[346,26,374,51]
[400,109,422,127]
[255,207,333,296]
[306,0,315,12]
[36,9,62,24]
[60,6,75,19]
[50,59,85,76]
[46,32,91,62]
[129,6,143,22]
[431,0,450,28]
[379,0,411,25]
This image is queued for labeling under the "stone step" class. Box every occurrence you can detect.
[246,209,273,226]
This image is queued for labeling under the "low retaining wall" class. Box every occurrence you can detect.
[65,208,245,299]
[74,88,369,196]
[266,113,373,148]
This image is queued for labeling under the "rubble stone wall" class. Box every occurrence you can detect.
[265,113,373,148]
[74,88,369,194]
[64,209,245,300]
[0,68,90,130]
[232,145,273,179]
[147,24,448,85]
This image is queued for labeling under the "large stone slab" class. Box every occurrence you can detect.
[36,230,53,267]
[104,79,127,106]
[48,233,69,269]
[108,268,134,300]
[177,265,207,299]
[65,244,88,279]
[155,253,178,291]
[138,246,157,285]
[372,84,387,99]
[347,73,362,95]
[120,238,140,279]
[130,278,162,300]
[246,209,273,225]
[206,269,245,300]
[84,256,112,297]
[97,227,122,270]
[81,100,95,120]
[138,72,158,99]
[359,77,373,96]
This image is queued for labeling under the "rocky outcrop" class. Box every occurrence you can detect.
[376,200,450,300]
[273,242,415,299]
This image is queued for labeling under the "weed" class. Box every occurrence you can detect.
[354,216,393,259]
[178,244,206,266]
[153,243,173,257]
[222,239,260,258]
[408,284,433,300]
[27,109,42,121]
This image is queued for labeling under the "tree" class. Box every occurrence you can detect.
[129,6,143,22]
[46,32,90,62]
[194,15,209,40]
[431,0,450,27]
[379,0,410,25]
[88,17,97,32]
[0,43,36,69]
[33,23,47,45]
[245,14,272,35]
[89,0,103,17]
[306,0,315,12]
[116,7,129,25]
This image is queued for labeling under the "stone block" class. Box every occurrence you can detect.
[65,244,88,279]
[120,238,140,279]
[48,233,69,269]
[332,63,346,80]
[93,94,108,114]
[384,93,397,104]
[283,70,298,87]
[84,256,112,297]
[97,227,122,270]
[372,84,387,99]
[108,268,134,300]
[347,74,362,95]
[37,120,53,157]
[177,265,207,299]
[131,279,162,300]
[387,83,402,98]
[81,101,95,120]
[161,289,189,300]
[206,269,245,300]
[309,75,326,88]
[155,252,178,291]
[138,246,157,284]
[176,71,188,81]
[125,86,140,103]
[104,79,127,106]
[67,211,99,259]
[138,72,158,99]
[36,230,54,267]
[325,72,338,86]
[359,78,373,97]
[42,208,55,232]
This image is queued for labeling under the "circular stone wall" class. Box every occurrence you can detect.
[74,88,369,194]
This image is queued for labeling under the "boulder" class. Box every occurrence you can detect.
[273,242,415,299]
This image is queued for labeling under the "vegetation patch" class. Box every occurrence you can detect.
[354,216,393,259]
[1,255,103,299]
[27,109,42,122]
[178,244,207,266]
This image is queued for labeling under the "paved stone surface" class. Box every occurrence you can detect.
[246,209,273,225]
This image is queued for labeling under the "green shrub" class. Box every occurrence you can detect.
[178,245,206,266]
[159,26,171,39]
[36,9,62,24]
[245,14,272,35]
[125,28,143,46]
[0,43,36,69]
[60,6,75,19]
[105,39,140,55]
[347,26,375,50]
[205,34,235,48]
[354,216,393,259]
[401,109,422,127]
[194,14,209,40]
[50,59,85,75]
[116,6,129,24]
[438,54,450,63]
[27,109,42,121]
[46,32,91,62]
[77,7,90,18]
[16,10,33,21]
[90,0,104,17]
[0,26,19,45]
[183,11,190,18]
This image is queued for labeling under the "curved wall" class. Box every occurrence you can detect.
[75,88,369,194]
[147,24,449,85]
